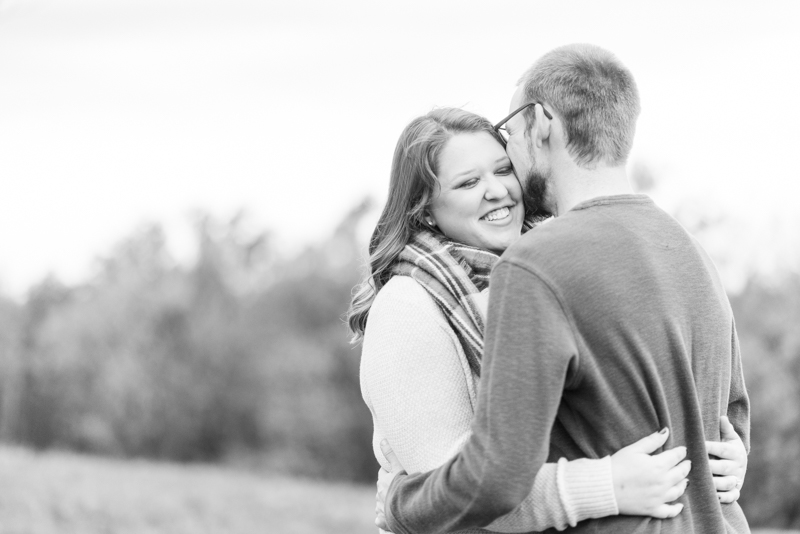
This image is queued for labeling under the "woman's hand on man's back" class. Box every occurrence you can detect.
[706,415,747,504]
[610,427,691,518]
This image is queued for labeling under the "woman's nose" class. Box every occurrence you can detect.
[484,175,509,200]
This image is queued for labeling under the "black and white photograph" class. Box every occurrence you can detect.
[0,1,799,533]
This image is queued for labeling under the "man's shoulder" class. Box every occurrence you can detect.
[501,214,594,266]
[502,197,686,264]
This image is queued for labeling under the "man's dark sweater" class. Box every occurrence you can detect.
[386,195,750,533]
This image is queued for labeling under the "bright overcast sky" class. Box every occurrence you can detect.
[1,0,799,297]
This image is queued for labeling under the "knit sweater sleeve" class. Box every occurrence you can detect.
[361,276,479,475]
[362,277,617,533]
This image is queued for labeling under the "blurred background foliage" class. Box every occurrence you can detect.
[0,200,374,482]
[0,193,798,529]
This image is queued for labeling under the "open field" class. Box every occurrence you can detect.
[0,446,375,534]
[0,446,796,534]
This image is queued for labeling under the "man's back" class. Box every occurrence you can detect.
[383,194,750,534]
[506,194,750,533]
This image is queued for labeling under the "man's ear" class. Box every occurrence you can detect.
[529,103,552,148]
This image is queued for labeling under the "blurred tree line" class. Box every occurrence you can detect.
[0,195,798,529]
[733,276,800,528]
[0,200,376,481]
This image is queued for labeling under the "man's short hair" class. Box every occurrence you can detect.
[518,44,640,167]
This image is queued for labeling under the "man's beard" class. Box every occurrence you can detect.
[522,164,554,220]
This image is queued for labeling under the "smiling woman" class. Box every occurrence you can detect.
[346,108,514,341]
[426,131,525,254]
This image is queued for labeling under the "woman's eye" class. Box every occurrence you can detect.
[496,167,513,175]
[459,178,479,189]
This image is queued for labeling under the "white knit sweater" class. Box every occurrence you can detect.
[360,276,619,533]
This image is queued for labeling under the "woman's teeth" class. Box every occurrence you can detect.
[482,207,510,222]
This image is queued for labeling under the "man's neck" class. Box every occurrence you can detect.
[551,163,633,216]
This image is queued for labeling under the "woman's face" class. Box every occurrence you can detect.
[427,132,524,254]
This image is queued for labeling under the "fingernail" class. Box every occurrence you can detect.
[659,427,668,434]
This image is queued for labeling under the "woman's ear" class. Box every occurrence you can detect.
[421,211,436,228]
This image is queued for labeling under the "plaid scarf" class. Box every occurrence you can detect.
[390,230,500,376]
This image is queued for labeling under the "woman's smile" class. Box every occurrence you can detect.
[480,205,515,223]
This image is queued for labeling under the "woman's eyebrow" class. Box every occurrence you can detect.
[452,168,478,179]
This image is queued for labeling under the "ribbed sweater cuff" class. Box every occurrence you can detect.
[558,456,619,527]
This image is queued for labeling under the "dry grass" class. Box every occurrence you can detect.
[0,446,375,534]
[0,446,796,534]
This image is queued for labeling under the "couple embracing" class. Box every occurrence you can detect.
[348,44,750,533]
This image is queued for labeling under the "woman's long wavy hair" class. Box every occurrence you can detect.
[347,108,506,342]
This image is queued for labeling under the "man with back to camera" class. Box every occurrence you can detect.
[377,44,750,533]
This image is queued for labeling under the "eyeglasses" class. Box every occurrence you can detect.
[493,102,553,144]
